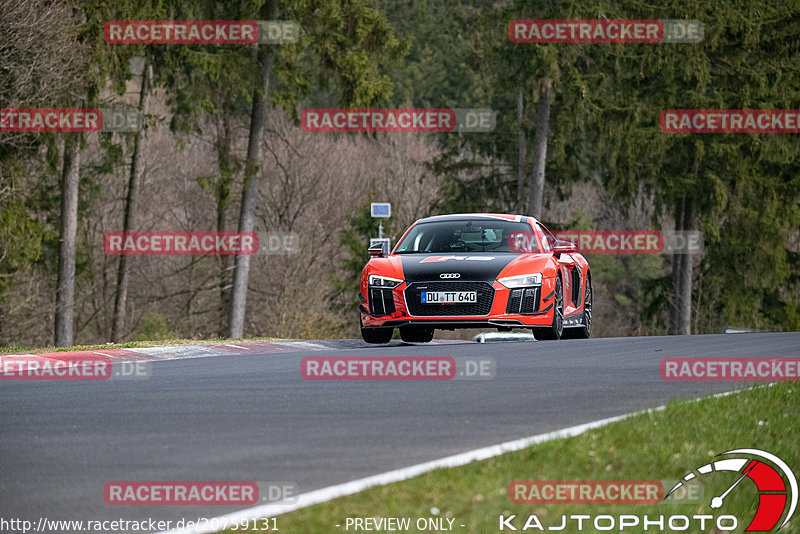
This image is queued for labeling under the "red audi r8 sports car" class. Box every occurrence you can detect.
[359,213,592,343]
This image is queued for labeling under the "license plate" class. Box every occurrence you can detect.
[421,291,477,304]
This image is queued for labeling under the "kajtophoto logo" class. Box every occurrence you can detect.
[666,449,797,531]
[499,449,796,531]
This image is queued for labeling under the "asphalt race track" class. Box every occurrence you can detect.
[2,333,799,530]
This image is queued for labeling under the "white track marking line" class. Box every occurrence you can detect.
[274,341,328,350]
[158,387,753,534]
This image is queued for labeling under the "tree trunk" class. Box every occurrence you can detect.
[216,113,234,337]
[526,76,552,219]
[677,195,695,334]
[54,135,80,346]
[516,87,526,213]
[111,62,152,342]
[227,6,275,339]
[669,195,695,335]
[668,197,684,334]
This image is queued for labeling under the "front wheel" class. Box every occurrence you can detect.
[399,326,434,343]
[533,276,563,341]
[361,326,394,344]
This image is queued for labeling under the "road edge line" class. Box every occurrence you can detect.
[159,387,750,534]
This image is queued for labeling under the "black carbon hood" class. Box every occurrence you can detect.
[399,253,518,282]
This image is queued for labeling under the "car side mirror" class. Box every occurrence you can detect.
[368,243,385,258]
[553,239,577,255]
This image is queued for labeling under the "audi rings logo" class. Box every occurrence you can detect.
[440,273,461,279]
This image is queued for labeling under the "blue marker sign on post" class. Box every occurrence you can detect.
[370,203,391,252]
[370,203,391,218]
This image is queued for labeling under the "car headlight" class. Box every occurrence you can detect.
[368,275,403,288]
[498,273,542,288]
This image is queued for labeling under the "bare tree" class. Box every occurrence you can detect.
[526,76,552,219]
[516,87,526,213]
[54,136,80,346]
[111,62,152,342]
[227,5,275,339]
[1,0,87,347]
[213,110,237,337]
[0,0,87,138]
[669,195,695,335]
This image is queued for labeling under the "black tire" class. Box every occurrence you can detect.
[361,326,394,344]
[399,326,434,343]
[533,276,564,341]
[562,275,592,339]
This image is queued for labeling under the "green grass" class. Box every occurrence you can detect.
[224,383,799,534]
[0,336,282,355]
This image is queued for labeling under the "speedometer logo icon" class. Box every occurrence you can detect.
[666,449,797,531]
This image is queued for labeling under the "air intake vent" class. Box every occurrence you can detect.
[571,268,581,305]
[369,288,396,316]
[506,287,540,314]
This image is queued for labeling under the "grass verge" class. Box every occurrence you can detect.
[224,383,798,534]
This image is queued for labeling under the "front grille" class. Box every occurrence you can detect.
[369,288,396,316]
[506,287,540,314]
[571,268,581,305]
[405,281,494,316]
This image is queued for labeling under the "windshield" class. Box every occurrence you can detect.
[394,220,540,254]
